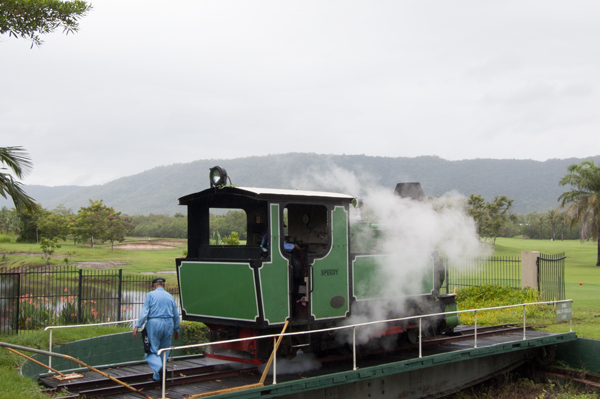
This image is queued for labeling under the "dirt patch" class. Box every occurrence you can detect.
[150,240,186,246]
[74,261,127,269]
[3,252,44,257]
[114,243,176,250]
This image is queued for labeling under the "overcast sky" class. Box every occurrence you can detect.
[2,0,599,187]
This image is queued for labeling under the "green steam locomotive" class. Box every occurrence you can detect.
[176,166,458,364]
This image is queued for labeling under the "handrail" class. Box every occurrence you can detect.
[155,299,574,399]
[44,319,138,370]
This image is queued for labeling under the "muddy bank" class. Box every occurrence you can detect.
[114,243,176,250]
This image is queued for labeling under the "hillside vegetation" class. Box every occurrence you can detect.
[2,153,599,215]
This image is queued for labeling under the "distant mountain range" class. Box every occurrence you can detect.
[2,153,598,215]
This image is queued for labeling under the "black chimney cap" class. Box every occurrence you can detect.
[394,182,426,202]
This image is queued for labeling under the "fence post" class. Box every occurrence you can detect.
[445,258,449,294]
[16,273,21,335]
[77,269,83,324]
[474,310,477,349]
[352,326,357,371]
[117,269,123,322]
[418,318,422,358]
[522,304,526,340]
[521,251,540,290]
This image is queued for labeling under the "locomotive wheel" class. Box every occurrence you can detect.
[405,329,419,345]
[535,345,556,366]
[257,336,274,362]
[336,343,352,356]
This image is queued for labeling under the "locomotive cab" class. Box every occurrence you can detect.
[176,183,354,363]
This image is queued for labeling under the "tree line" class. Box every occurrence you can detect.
[0,205,250,245]
[128,210,248,242]
[465,195,587,242]
[1,200,135,250]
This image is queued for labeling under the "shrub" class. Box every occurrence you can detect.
[456,284,553,326]
[180,321,209,355]
[225,232,240,245]
[40,237,61,260]
[15,295,53,330]
[0,234,12,243]
[58,296,100,325]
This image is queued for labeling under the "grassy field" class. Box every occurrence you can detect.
[494,238,598,306]
[0,237,186,286]
[457,237,600,340]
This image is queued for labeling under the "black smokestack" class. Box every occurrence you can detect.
[394,182,426,202]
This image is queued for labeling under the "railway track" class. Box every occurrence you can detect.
[424,323,536,345]
[535,365,600,389]
[37,324,539,398]
[310,323,536,364]
[40,360,258,398]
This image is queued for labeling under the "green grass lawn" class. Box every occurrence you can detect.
[493,237,599,309]
[484,238,600,338]
[0,237,186,286]
[0,326,131,399]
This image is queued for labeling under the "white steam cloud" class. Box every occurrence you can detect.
[292,162,490,343]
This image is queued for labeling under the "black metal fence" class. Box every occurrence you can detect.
[441,256,522,294]
[538,252,566,301]
[441,253,566,301]
[0,266,180,335]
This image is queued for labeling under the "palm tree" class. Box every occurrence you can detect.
[544,209,559,241]
[558,159,600,266]
[556,211,567,241]
[0,146,39,213]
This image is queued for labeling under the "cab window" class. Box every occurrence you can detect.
[209,208,247,245]
[283,204,329,255]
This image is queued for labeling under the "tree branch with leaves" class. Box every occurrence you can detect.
[0,0,92,47]
[0,146,39,214]
[467,194,514,245]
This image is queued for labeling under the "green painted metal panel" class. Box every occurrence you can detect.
[444,302,459,330]
[555,337,600,374]
[353,254,434,301]
[311,206,349,319]
[353,255,387,300]
[259,203,290,324]
[179,261,259,321]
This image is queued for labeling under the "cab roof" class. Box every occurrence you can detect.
[178,186,354,205]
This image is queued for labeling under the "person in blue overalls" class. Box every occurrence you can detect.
[133,277,180,381]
